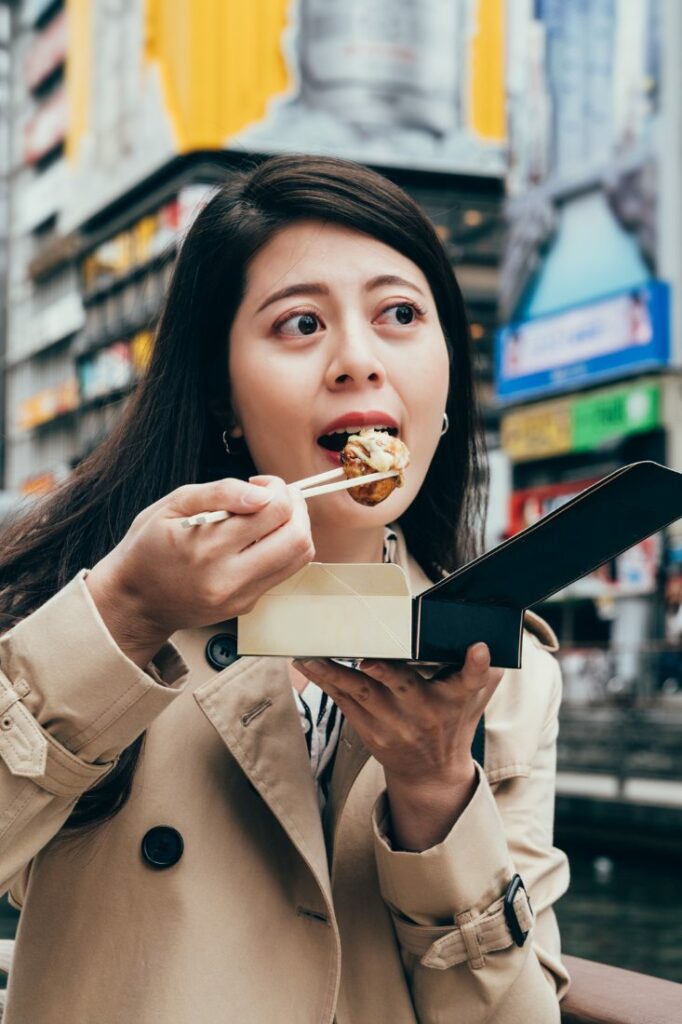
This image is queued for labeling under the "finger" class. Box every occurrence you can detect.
[457,643,495,692]
[430,644,502,696]
[211,479,298,552]
[176,478,295,554]
[233,492,313,580]
[232,531,316,613]
[165,478,276,518]
[292,658,389,716]
[291,659,381,737]
[358,659,419,699]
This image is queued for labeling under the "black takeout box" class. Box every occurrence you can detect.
[237,462,682,668]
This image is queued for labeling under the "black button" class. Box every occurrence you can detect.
[141,826,184,869]
[205,633,239,670]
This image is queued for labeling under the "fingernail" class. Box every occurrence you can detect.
[293,658,322,672]
[292,659,323,675]
[240,488,273,509]
[472,644,490,668]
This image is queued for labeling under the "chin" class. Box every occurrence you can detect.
[309,489,414,530]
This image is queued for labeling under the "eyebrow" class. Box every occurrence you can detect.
[254,274,426,314]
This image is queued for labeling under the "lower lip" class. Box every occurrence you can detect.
[318,445,342,466]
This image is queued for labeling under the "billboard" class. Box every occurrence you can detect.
[500,0,664,323]
[500,380,662,462]
[506,0,660,198]
[63,0,507,229]
[495,280,669,403]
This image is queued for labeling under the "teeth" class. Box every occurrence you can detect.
[323,424,393,437]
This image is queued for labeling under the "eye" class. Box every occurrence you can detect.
[275,311,322,337]
[376,302,426,326]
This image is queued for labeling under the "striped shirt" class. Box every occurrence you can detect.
[293,528,398,808]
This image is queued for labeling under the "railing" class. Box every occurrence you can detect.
[561,956,682,1024]
[557,643,682,793]
[554,645,681,1017]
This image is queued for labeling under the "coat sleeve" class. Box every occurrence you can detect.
[371,641,570,1024]
[0,570,189,895]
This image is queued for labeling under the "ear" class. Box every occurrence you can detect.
[207,395,243,436]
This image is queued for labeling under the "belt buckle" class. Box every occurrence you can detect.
[504,873,531,947]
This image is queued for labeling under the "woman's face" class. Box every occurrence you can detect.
[228,220,450,529]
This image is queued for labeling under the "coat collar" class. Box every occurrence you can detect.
[174,525,430,901]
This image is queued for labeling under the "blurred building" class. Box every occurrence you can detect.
[0,3,9,485]
[496,0,682,686]
[1,0,507,499]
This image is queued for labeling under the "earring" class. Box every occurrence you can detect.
[221,430,232,455]
[440,413,449,437]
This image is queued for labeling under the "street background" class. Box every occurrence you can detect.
[0,0,680,983]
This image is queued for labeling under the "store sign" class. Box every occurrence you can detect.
[81,186,211,292]
[19,377,79,431]
[20,472,58,496]
[29,290,85,357]
[24,9,68,91]
[496,281,670,402]
[501,381,661,462]
[508,478,661,597]
[24,86,68,164]
[572,383,660,450]
[17,159,68,232]
[501,402,572,461]
[78,342,135,402]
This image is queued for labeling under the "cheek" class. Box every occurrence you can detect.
[228,345,316,475]
[401,339,450,424]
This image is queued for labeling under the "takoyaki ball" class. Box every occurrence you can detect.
[340,429,410,507]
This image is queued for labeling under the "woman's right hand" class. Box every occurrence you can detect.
[85,477,315,667]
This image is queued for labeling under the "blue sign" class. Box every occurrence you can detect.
[495,281,670,403]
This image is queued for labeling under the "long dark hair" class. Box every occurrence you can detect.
[0,154,487,828]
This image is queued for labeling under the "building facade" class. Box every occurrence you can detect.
[2,0,506,497]
[496,0,682,697]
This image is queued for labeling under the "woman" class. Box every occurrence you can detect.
[0,155,569,1022]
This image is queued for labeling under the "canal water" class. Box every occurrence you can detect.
[1,846,680,985]
[557,845,682,983]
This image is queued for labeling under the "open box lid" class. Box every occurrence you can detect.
[414,461,682,665]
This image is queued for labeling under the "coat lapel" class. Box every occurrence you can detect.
[173,623,332,904]
[176,531,433,899]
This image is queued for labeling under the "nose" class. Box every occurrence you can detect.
[325,329,386,391]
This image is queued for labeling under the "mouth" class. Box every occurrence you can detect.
[316,423,399,454]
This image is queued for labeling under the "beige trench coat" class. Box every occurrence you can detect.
[0,529,570,1023]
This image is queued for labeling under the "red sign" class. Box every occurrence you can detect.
[508,477,661,597]
[24,9,68,91]
[508,478,600,537]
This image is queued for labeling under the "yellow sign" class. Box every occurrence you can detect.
[501,402,572,461]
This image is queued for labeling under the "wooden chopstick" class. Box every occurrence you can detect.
[180,468,397,528]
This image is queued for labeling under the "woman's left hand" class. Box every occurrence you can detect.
[293,643,504,851]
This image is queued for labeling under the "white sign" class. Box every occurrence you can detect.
[502,291,653,380]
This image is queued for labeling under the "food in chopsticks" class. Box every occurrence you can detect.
[340,428,410,506]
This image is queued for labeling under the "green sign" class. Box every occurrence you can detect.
[572,383,660,452]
